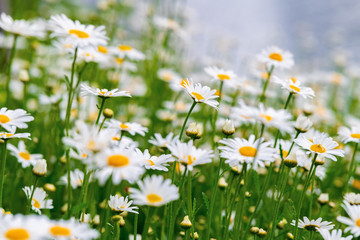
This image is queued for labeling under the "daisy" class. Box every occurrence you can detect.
[77,47,108,63]
[294,115,313,133]
[135,149,174,171]
[80,84,131,98]
[273,76,315,99]
[296,151,326,180]
[111,44,145,61]
[219,135,276,169]
[47,218,99,239]
[49,14,108,48]
[59,169,86,189]
[7,141,43,168]
[0,13,46,38]
[0,107,34,132]
[130,175,179,207]
[105,119,148,136]
[229,100,257,125]
[319,229,353,240]
[338,126,360,143]
[167,140,214,171]
[149,132,178,148]
[204,66,237,82]
[295,132,344,161]
[254,104,293,133]
[157,68,181,83]
[94,144,145,185]
[344,193,360,205]
[257,46,294,69]
[108,195,138,214]
[23,186,53,214]
[291,217,334,231]
[0,131,30,140]
[337,201,360,237]
[181,79,219,109]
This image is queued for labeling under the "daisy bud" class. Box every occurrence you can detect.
[294,115,312,133]
[44,183,56,192]
[119,216,126,227]
[284,153,298,168]
[120,211,128,217]
[32,159,47,177]
[19,69,30,82]
[317,193,329,205]
[60,155,67,164]
[191,232,199,239]
[80,213,91,223]
[315,157,325,166]
[222,119,235,136]
[286,232,294,239]
[277,218,288,229]
[218,177,228,189]
[250,226,259,234]
[103,108,114,118]
[180,231,185,236]
[257,228,267,238]
[245,191,251,198]
[231,166,242,175]
[61,203,68,213]
[328,201,336,208]
[93,215,100,225]
[186,122,199,139]
[180,216,192,229]
[111,215,122,223]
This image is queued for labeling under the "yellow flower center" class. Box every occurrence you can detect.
[120,123,129,129]
[68,29,89,38]
[81,153,87,158]
[107,155,129,167]
[261,72,269,79]
[214,90,220,96]
[50,226,71,236]
[310,144,326,153]
[0,133,13,138]
[0,114,10,124]
[289,85,300,92]
[87,140,96,151]
[356,218,360,227]
[99,91,106,95]
[282,150,288,158]
[98,45,108,54]
[5,228,30,240]
[118,45,132,51]
[162,73,172,81]
[116,58,124,64]
[187,155,196,165]
[217,74,230,80]
[260,114,272,122]
[268,53,283,62]
[147,193,162,204]
[32,199,40,208]
[290,77,297,83]
[192,92,205,101]
[19,152,30,160]
[148,160,155,166]
[180,79,189,88]
[239,146,257,157]
[112,136,120,141]
[351,133,360,139]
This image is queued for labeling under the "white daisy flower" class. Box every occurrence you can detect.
[110,44,145,61]
[338,126,360,144]
[291,217,334,231]
[108,195,138,214]
[204,66,237,82]
[295,115,313,133]
[254,104,294,133]
[157,68,181,83]
[0,108,34,132]
[47,218,99,239]
[59,169,87,189]
[7,141,43,168]
[149,132,178,148]
[80,84,131,98]
[135,149,174,171]
[181,79,219,109]
[49,14,108,48]
[105,119,148,136]
[0,131,31,140]
[219,135,276,169]
[77,47,109,63]
[273,76,315,99]
[229,100,257,125]
[130,175,179,207]
[344,193,360,205]
[337,201,360,237]
[94,145,145,185]
[23,186,53,214]
[295,132,344,161]
[0,13,46,38]
[257,46,294,69]
[296,151,326,180]
[319,229,353,240]
[167,140,214,171]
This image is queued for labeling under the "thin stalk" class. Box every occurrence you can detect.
[142,207,155,240]
[283,92,293,110]
[179,101,197,141]
[187,171,195,239]
[0,140,8,208]
[211,81,224,146]
[5,34,18,105]
[98,117,107,133]
[133,213,138,240]
[115,222,120,240]
[259,65,274,103]
[96,97,107,125]
[26,177,39,214]
[80,170,92,220]
[345,142,358,193]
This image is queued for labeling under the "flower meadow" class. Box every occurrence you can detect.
[0,1,360,240]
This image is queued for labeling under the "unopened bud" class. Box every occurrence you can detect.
[287,232,294,239]
[315,158,325,166]
[250,226,259,234]
[103,108,114,118]
[222,119,235,136]
[317,193,329,205]
[180,216,192,229]
[44,183,56,192]
[93,215,100,225]
[19,69,30,82]
[218,177,228,189]
[111,215,122,223]
[191,232,199,239]
[32,159,47,177]
[294,115,312,133]
[284,158,298,168]
[186,122,199,139]
[277,218,288,229]
[257,228,267,238]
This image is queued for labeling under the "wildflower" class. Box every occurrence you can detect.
[32,159,47,177]
[7,141,43,168]
[318,193,329,205]
[185,122,202,139]
[180,216,192,229]
[337,201,360,237]
[204,66,237,82]
[0,13,46,38]
[80,84,131,98]
[111,44,145,60]
[219,135,276,169]
[59,169,86,189]
[47,218,99,239]
[319,229,353,240]
[181,79,219,109]
[222,119,235,136]
[0,131,30,140]
[167,140,214,171]
[338,126,360,143]
[295,115,313,133]
[257,46,294,69]
[49,14,108,48]
[149,132,178,148]
[23,186,53,214]
[344,193,360,205]
[135,149,173,171]
[105,119,148,136]
[130,175,179,206]
[291,217,334,231]
[274,76,315,99]
[108,195,138,214]
[295,132,344,161]
[0,108,34,132]
[254,104,294,133]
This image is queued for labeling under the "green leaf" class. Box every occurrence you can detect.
[202,192,210,214]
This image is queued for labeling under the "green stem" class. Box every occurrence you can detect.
[133,213,138,240]
[259,65,274,103]
[26,177,39,214]
[5,34,18,106]
[0,140,8,208]
[98,117,107,133]
[142,207,154,240]
[179,101,197,141]
[283,92,293,110]
[211,81,224,146]
[345,142,358,193]
[187,171,195,239]
[96,97,107,125]
[115,222,120,239]
[80,170,92,220]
